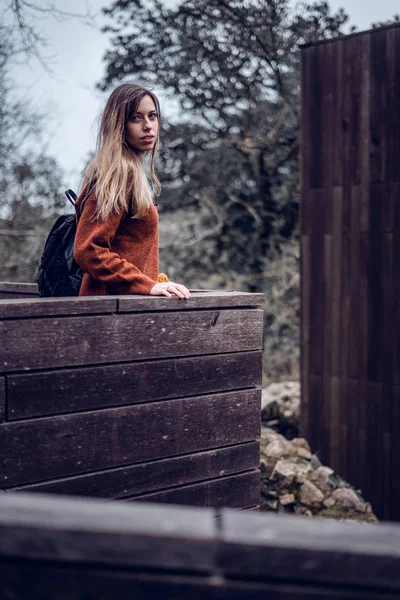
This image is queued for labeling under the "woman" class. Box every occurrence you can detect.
[74,83,190,300]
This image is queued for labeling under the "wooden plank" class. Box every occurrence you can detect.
[367,184,384,382]
[390,385,400,520]
[340,36,352,233]
[0,293,264,320]
[365,382,383,517]
[308,44,323,189]
[299,235,310,440]
[7,351,262,419]
[132,470,260,509]
[308,189,324,375]
[348,186,361,379]
[0,389,260,487]
[393,232,400,384]
[360,34,371,232]
[338,225,350,479]
[382,232,394,519]
[219,507,400,589]
[384,28,396,188]
[0,492,216,572]
[306,375,322,459]
[300,47,311,234]
[14,442,260,499]
[330,41,343,187]
[394,182,400,229]
[0,282,38,295]
[0,309,264,373]
[346,380,360,489]
[329,375,340,473]
[119,291,265,312]
[393,28,400,182]
[349,38,362,187]
[321,234,332,460]
[0,297,118,319]
[0,376,4,422]
[330,187,342,376]
[369,29,387,184]
[2,564,397,600]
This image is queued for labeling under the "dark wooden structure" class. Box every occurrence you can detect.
[0,282,38,299]
[2,491,400,599]
[300,24,400,520]
[0,286,263,509]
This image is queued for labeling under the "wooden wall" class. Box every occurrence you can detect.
[2,492,400,599]
[300,24,400,520]
[0,290,263,509]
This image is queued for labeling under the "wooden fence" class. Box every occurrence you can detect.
[0,286,263,509]
[2,491,400,599]
[300,24,400,520]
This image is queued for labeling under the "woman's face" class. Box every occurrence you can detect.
[125,94,159,152]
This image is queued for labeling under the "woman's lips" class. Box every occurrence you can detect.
[141,136,154,141]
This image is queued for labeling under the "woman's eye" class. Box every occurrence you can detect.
[149,113,158,119]
[131,115,140,121]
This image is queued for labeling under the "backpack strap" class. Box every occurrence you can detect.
[65,189,78,207]
[64,182,96,215]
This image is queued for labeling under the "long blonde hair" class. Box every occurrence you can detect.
[82,83,161,220]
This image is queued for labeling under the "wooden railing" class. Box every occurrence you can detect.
[0,287,263,509]
[1,491,400,599]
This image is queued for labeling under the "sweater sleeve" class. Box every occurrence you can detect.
[74,192,158,295]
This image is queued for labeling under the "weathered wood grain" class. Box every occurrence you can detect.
[14,442,259,499]
[0,297,117,319]
[0,282,38,298]
[132,469,260,509]
[0,493,217,572]
[118,291,265,312]
[0,389,261,487]
[0,292,264,320]
[2,492,400,598]
[308,44,323,189]
[0,309,263,373]
[3,563,396,600]
[219,508,400,590]
[301,25,400,519]
[7,351,262,419]
[0,377,4,422]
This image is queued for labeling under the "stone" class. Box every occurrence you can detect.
[331,488,366,513]
[311,454,322,469]
[296,447,312,460]
[310,466,335,494]
[299,481,324,507]
[264,438,292,459]
[270,459,298,486]
[323,497,336,508]
[293,461,313,484]
[291,438,311,452]
[279,493,295,506]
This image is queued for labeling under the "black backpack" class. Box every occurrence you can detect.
[37,189,88,297]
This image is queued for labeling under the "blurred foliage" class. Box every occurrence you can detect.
[0,5,70,281]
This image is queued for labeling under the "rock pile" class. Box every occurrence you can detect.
[260,425,378,523]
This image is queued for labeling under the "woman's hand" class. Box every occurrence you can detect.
[149,281,191,299]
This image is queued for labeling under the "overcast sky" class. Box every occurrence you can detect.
[10,0,400,190]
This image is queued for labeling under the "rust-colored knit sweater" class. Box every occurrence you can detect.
[74,188,168,296]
